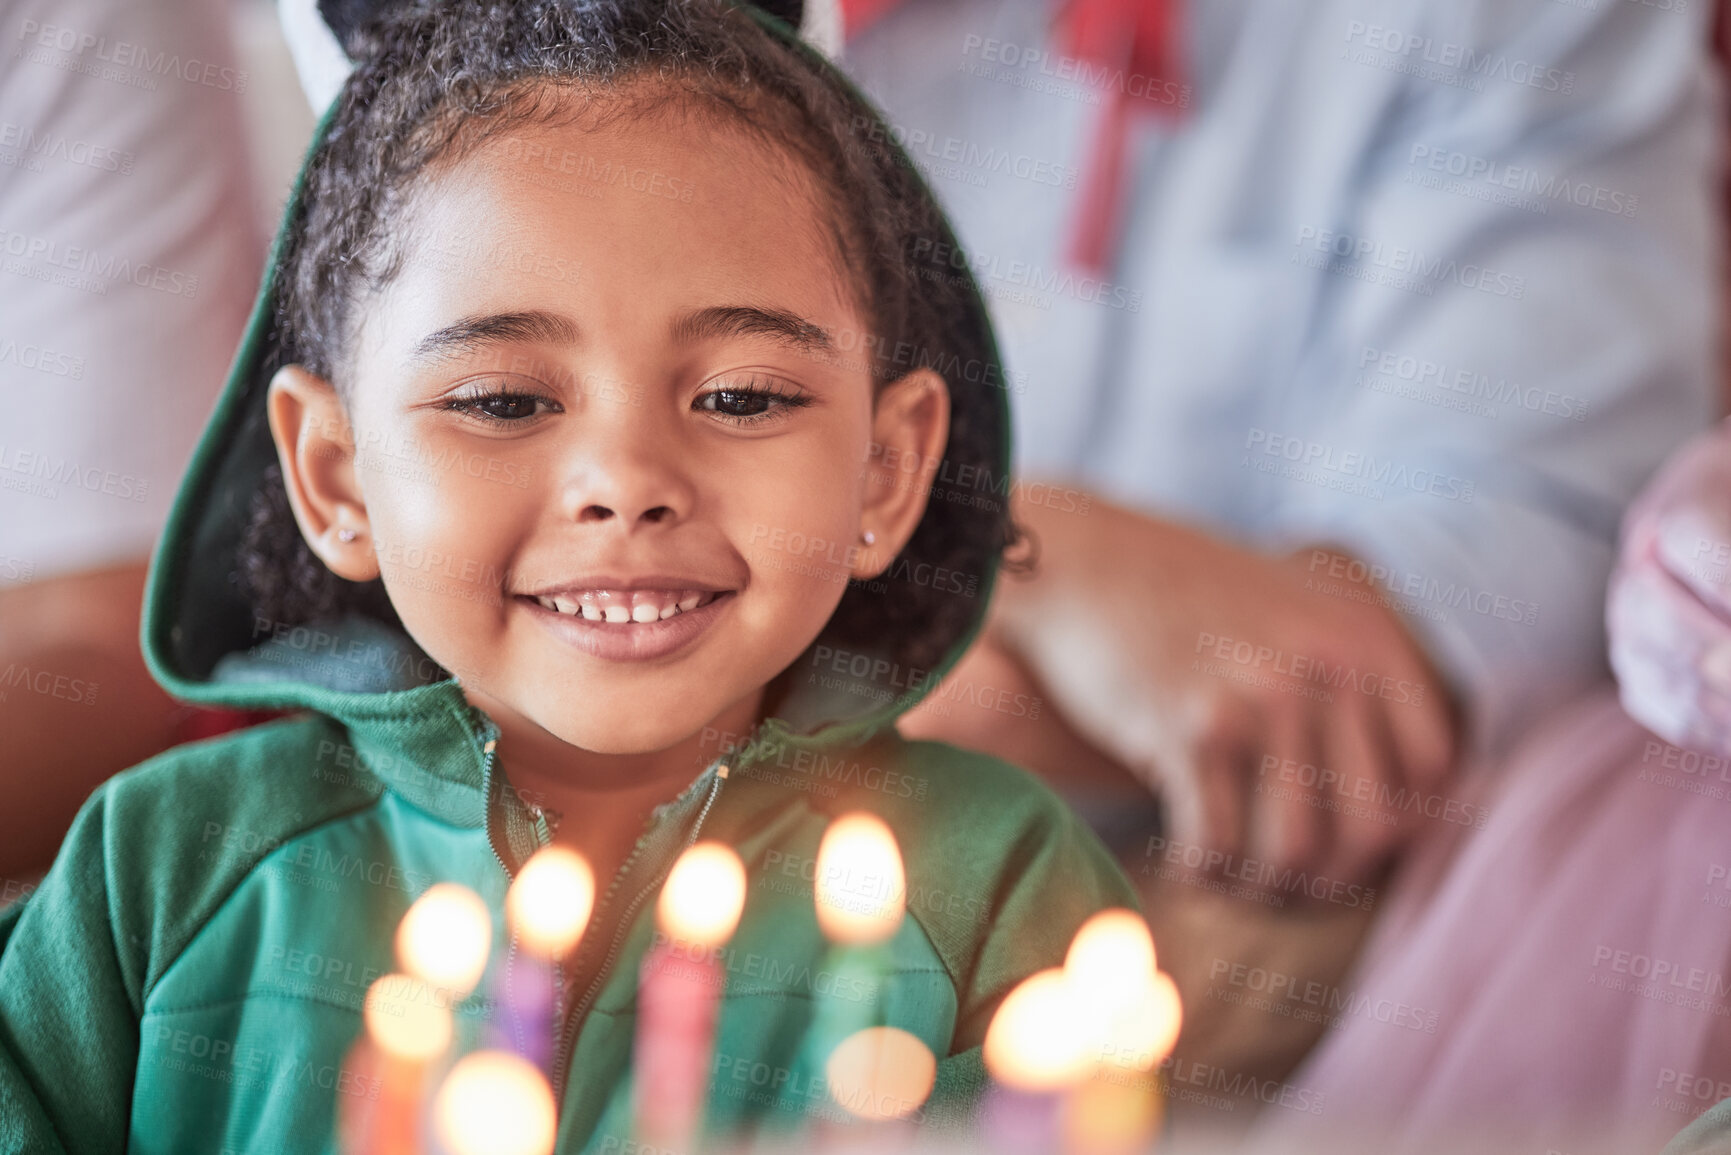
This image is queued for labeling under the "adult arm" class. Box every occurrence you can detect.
[0,0,262,876]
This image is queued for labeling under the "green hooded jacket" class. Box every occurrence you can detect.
[0,8,1138,1153]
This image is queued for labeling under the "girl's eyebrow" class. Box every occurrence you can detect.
[410,309,580,363]
[672,305,836,355]
[408,305,836,364]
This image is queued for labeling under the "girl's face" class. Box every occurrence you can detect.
[268,102,948,756]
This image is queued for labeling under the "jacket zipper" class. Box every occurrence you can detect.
[475,715,736,1119]
[549,760,731,1114]
[479,727,564,1066]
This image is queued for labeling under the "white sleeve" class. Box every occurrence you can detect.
[1271,0,1722,758]
[0,0,263,585]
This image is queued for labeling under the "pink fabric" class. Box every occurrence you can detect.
[1257,688,1731,1152]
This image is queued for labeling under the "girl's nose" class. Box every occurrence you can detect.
[556,430,695,531]
[574,501,676,525]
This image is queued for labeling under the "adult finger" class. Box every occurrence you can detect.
[1320,692,1405,885]
[1179,691,1256,874]
[1245,700,1325,877]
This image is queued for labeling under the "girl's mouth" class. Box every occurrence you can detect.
[516,588,734,662]
[528,588,722,623]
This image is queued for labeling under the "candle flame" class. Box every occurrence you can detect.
[397,883,492,998]
[507,846,596,958]
[434,1051,556,1155]
[657,841,746,948]
[982,968,1092,1092]
[825,1026,937,1121]
[1065,909,1156,986]
[364,973,453,1062]
[985,915,1185,1091]
[814,813,906,945]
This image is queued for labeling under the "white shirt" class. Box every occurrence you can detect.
[842,0,1722,758]
[0,0,262,584]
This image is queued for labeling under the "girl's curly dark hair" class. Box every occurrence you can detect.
[241,0,1022,678]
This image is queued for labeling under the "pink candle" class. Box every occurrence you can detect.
[498,847,596,1070]
[634,841,747,1151]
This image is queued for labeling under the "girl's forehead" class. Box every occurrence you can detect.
[354,110,864,371]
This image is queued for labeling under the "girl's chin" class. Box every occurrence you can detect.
[538,709,730,760]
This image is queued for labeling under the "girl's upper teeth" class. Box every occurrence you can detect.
[534,589,714,621]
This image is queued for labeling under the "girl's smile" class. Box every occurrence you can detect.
[517,586,736,662]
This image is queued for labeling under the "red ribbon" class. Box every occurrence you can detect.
[839,0,1187,275]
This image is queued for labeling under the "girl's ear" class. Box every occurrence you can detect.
[853,368,950,581]
[266,365,381,583]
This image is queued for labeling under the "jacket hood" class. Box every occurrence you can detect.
[141,8,1011,757]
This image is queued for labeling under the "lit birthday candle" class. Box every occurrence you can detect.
[397,882,493,999]
[982,966,1094,1153]
[814,813,906,946]
[338,973,455,1155]
[805,813,909,1130]
[496,847,596,1070]
[1060,910,1183,1154]
[434,1049,558,1155]
[634,840,747,1151]
[340,884,491,1155]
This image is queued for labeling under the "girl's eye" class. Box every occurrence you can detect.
[695,377,812,425]
[441,387,560,426]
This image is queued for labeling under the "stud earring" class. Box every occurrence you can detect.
[337,528,359,543]
[862,530,877,545]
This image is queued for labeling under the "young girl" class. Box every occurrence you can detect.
[0,0,1136,1150]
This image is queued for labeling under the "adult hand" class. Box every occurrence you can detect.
[987,490,1457,887]
[1608,418,1731,753]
